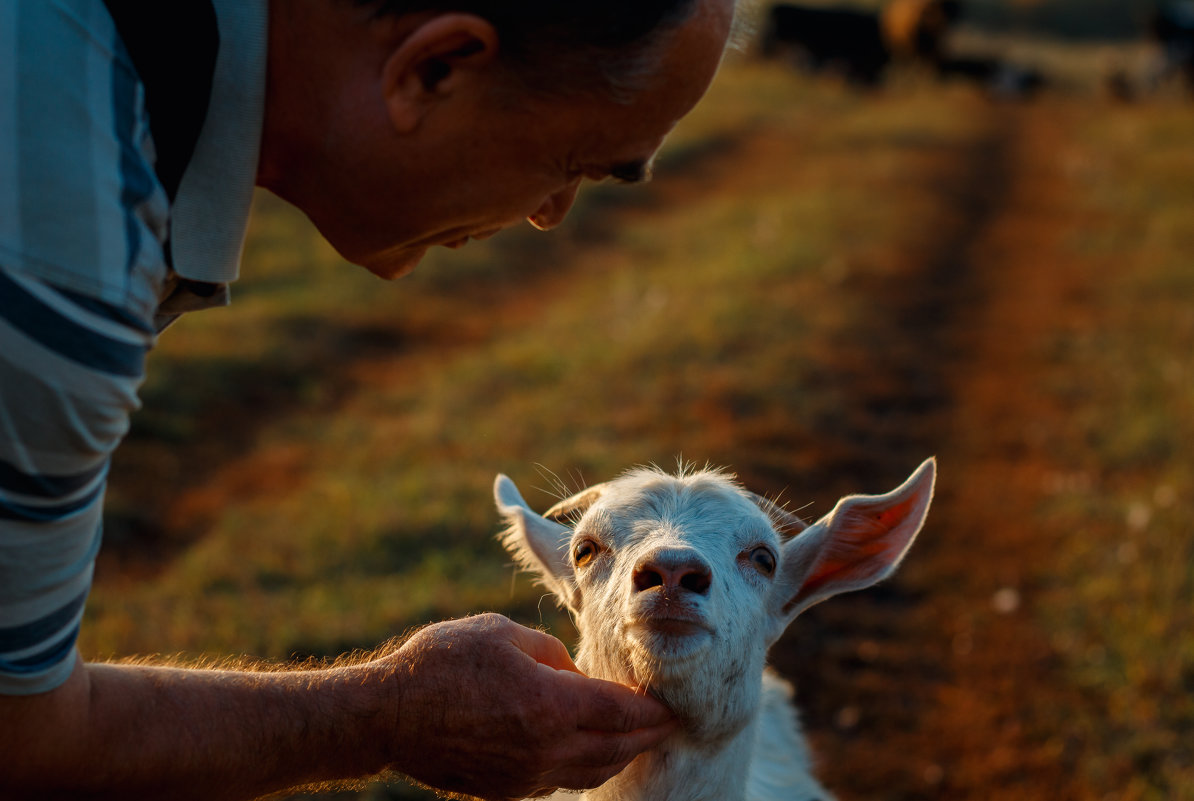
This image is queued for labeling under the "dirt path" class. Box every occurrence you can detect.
[774,100,1104,800]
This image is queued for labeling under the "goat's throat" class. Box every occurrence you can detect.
[588,725,756,801]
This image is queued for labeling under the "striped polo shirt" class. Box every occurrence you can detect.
[0,0,267,695]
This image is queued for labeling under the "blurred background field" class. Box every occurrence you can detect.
[87,1,1192,799]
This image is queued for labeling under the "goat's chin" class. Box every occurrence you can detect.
[603,627,762,744]
[622,630,715,705]
[637,655,757,744]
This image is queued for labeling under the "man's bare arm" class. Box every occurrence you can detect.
[0,654,389,801]
[0,614,675,801]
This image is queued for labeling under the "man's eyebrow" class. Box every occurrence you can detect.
[608,158,653,184]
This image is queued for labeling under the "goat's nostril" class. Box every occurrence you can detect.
[680,569,712,595]
[633,568,665,593]
[632,561,712,595]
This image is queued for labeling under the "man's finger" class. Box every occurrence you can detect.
[567,675,675,732]
[507,623,581,673]
[570,723,677,772]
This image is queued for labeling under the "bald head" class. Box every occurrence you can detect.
[351,0,737,100]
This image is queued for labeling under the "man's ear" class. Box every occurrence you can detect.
[381,14,500,133]
[494,474,581,611]
[768,458,936,637]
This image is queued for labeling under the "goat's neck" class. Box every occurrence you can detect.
[584,721,757,801]
[573,644,763,801]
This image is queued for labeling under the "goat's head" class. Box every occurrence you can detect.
[494,459,935,739]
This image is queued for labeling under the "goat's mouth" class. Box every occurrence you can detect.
[624,613,714,660]
[627,615,712,637]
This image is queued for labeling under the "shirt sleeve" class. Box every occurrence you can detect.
[0,1,168,695]
[0,267,158,694]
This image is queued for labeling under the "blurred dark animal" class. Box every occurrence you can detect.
[1149,0,1194,95]
[758,0,963,87]
[758,4,890,85]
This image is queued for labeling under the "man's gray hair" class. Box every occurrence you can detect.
[354,0,704,101]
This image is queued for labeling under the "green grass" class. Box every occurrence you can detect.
[1030,102,1194,800]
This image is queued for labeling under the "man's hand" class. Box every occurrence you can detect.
[379,613,676,800]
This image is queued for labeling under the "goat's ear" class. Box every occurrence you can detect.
[768,458,936,633]
[493,474,580,609]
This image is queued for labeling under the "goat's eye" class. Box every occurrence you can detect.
[748,547,776,577]
[573,539,601,567]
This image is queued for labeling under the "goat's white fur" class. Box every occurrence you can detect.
[494,458,936,801]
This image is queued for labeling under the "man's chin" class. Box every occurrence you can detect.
[359,246,429,280]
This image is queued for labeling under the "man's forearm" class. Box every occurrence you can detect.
[1,615,677,801]
[0,656,395,801]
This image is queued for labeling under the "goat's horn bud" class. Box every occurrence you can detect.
[543,484,609,524]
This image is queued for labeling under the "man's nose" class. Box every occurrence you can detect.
[528,181,581,231]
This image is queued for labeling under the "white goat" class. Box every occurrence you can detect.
[493,458,936,801]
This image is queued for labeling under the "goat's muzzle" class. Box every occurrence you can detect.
[632,547,713,596]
